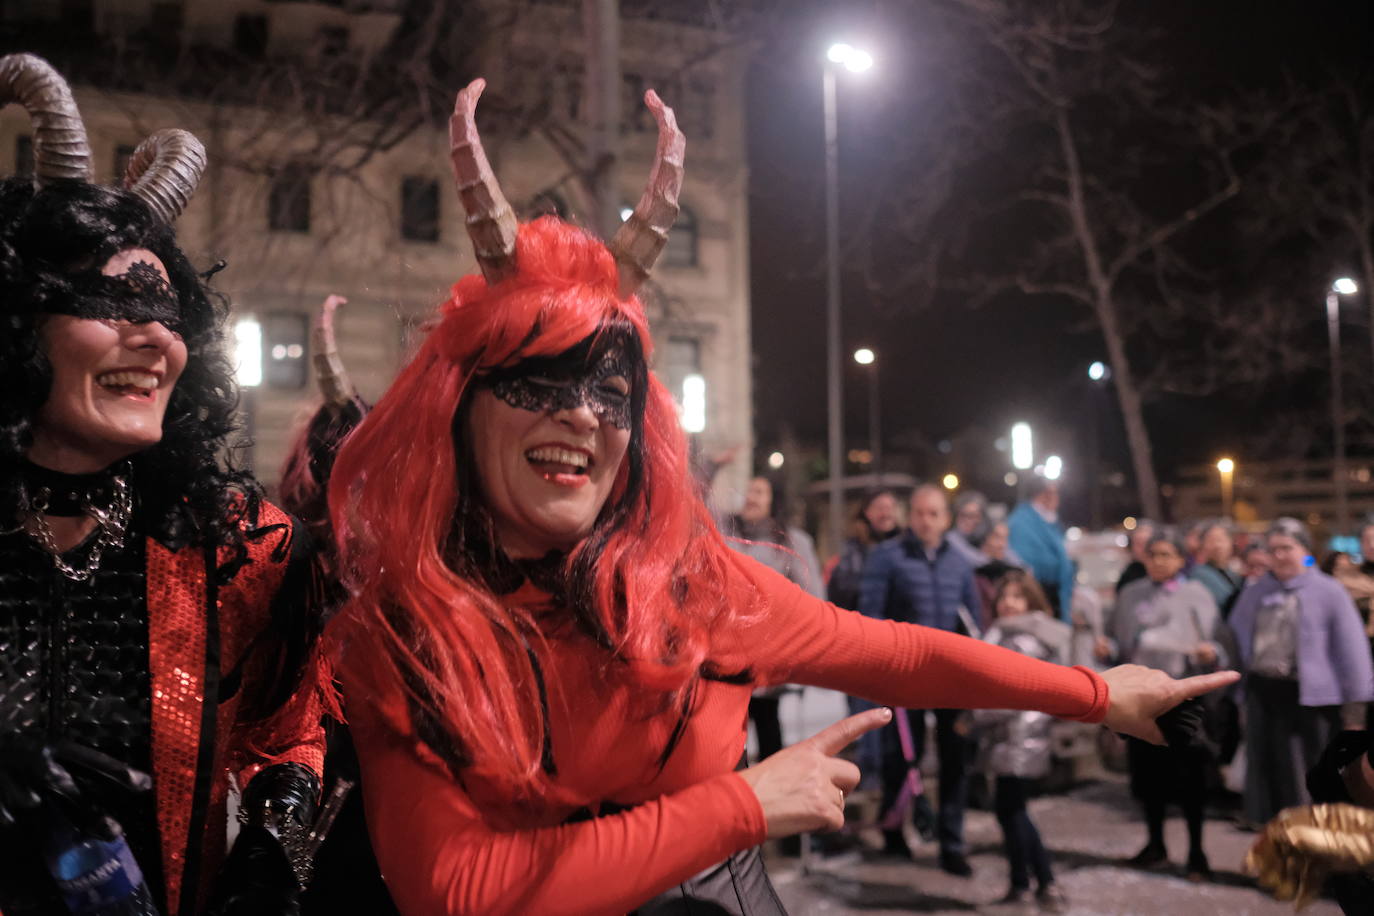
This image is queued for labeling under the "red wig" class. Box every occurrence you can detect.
[327,217,748,803]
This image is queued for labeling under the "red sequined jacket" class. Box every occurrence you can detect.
[146,500,326,915]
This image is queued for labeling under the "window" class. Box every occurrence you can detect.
[150,2,184,38]
[264,312,308,390]
[268,165,311,233]
[61,0,93,31]
[657,336,701,410]
[662,205,697,267]
[112,144,135,185]
[233,14,269,59]
[317,25,349,58]
[399,176,439,242]
[14,135,32,177]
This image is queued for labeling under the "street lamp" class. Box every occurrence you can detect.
[822,41,874,549]
[942,473,959,491]
[1328,278,1359,534]
[853,348,882,478]
[1044,455,1063,481]
[1216,457,1235,518]
[767,451,785,470]
[234,316,262,470]
[1011,422,1033,471]
[680,373,707,434]
[1086,361,1110,528]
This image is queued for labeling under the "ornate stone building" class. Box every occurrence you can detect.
[0,0,753,497]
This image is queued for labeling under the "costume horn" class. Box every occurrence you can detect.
[0,53,91,186]
[123,128,206,223]
[312,294,357,408]
[449,79,519,286]
[607,90,685,300]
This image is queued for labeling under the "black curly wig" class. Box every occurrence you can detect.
[0,176,260,555]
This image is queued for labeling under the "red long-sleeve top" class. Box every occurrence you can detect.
[344,551,1110,916]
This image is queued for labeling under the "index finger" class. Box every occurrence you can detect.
[1173,670,1240,701]
[805,707,893,756]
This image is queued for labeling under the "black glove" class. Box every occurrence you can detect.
[1155,698,1220,759]
[0,738,149,838]
[1307,729,1374,804]
[204,824,299,916]
[204,764,321,916]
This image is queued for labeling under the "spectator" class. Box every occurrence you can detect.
[1242,543,1271,586]
[1191,521,1243,615]
[973,520,1019,630]
[722,475,823,766]
[827,488,901,610]
[974,571,1071,911]
[1116,519,1156,594]
[827,488,902,786]
[1113,529,1231,880]
[859,484,982,875]
[1008,477,1075,621]
[1230,518,1374,827]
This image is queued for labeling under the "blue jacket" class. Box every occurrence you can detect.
[857,531,981,633]
[1229,569,1374,708]
[1007,502,1075,621]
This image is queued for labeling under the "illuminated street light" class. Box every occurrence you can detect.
[821,45,876,547]
[942,473,960,491]
[1328,279,1361,533]
[853,347,875,365]
[1044,455,1063,481]
[1011,422,1033,470]
[234,317,262,387]
[1088,361,1108,382]
[767,451,785,470]
[1123,516,1138,531]
[827,42,874,73]
[1217,457,1236,518]
[681,373,706,433]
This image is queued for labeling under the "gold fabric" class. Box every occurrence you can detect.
[1245,803,1374,909]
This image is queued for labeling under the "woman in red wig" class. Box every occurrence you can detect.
[326,79,1238,915]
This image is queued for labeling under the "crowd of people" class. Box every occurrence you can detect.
[812,480,1374,911]
[0,50,1368,916]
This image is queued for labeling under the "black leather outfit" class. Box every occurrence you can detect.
[0,466,165,914]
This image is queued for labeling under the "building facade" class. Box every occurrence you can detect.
[0,0,753,497]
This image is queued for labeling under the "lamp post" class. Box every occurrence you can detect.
[853,347,881,479]
[1329,278,1359,535]
[1087,361,1111,528]
[1216,457,1235,519]
[822,41,873,550]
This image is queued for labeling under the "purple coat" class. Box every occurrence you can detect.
[1229,569,1374,707]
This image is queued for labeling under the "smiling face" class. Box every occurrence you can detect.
[28,249,187,473]
[465,336,636,558]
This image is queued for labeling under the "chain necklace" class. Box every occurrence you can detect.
[25,474,133,582]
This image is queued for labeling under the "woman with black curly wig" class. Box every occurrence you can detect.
[0,54,328,916]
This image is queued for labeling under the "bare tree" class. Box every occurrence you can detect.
[854,0,1265,518]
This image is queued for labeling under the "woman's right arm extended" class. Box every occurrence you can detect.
[352,705,766,916]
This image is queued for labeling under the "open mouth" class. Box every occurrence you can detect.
[525,445,592,482]
[96,369,159,400]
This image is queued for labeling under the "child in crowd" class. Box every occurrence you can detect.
[975,571,1072,912]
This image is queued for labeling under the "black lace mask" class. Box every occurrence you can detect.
[477,330,640,431]
[49,260,184,337]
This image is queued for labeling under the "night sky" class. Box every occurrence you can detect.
[743,0,1374,507]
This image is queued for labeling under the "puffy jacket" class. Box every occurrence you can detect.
[857,531,981,632]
